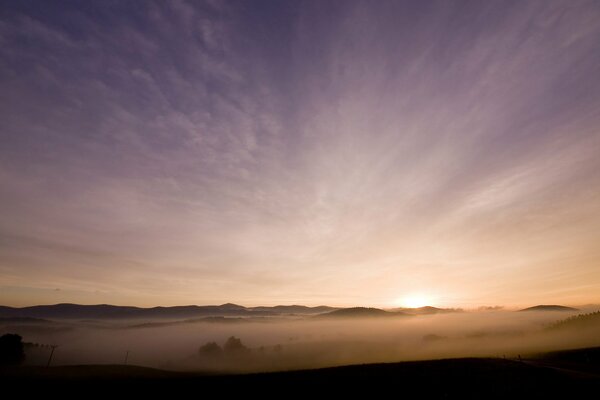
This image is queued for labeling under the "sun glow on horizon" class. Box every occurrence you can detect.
[396,294,433,309]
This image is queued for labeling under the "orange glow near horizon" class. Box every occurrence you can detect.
[395,294,434,309]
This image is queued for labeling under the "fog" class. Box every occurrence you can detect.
[5,308,600,373]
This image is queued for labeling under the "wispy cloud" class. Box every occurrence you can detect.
[1,1,600,307]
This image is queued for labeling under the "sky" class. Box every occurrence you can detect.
[1,0,600,308]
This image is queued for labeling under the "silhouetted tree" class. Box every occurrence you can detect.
[224,336,247,355]
[198,341,223,358]
[0,334,25,366]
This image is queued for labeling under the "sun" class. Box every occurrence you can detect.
[395,294,432,308]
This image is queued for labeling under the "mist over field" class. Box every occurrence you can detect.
[5,306,600,373]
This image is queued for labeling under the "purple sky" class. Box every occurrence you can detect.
[1,1,600,308]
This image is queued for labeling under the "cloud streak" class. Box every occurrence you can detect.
[1,1,600,307]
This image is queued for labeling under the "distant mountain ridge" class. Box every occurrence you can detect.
[0,303,338,320]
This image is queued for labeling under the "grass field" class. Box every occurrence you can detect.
[3,347,599,398]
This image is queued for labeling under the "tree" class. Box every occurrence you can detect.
[0,333,25,366]
[223,336,248,355]
[198,341,223,358]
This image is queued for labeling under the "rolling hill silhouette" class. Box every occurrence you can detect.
[0,303,337,320]
[250,305,337,314]
[519,305,579,312]
[317,307,410,318]
[391,306,462,315]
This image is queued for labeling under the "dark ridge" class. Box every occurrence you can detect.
[0,317,51,324]
[128,316,261,329]
[547,311,600,330]
[0,303,333,320]
[250,305,338,314]
[219,303,246,309]
[316,307,410,318]
[391,306,463,315]
[519,305,579,312]
[533,346,600,363]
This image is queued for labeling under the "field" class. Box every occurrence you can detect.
[3,348,600,398]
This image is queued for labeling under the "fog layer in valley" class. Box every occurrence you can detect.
[4,308,600,373]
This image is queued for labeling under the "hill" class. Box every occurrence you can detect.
[0,303,257,319]
[391,306,462,315]
[249,305,337,314]
[519,305,579,312]
[0,303,335,320]
[316,307,409,318]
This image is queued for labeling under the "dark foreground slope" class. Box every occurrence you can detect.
[2,354,600,399]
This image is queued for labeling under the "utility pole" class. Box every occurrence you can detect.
[47,345,58,367]
[124,350,130,365]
